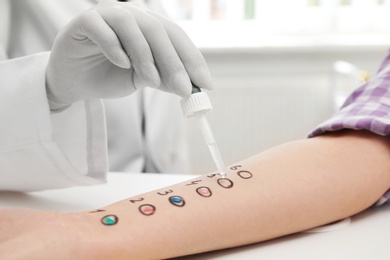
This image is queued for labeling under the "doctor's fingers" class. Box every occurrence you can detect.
[98,7,161,88]
[126,6,193,97]
[145,10,214,92]
[72,10,131,69]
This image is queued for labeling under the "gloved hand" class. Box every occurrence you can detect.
[46,0,213,111]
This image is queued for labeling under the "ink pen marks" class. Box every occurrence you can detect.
[185,180,202,186]
[90,209,106,213]
[129,197,144,204]
[139,204,156,216]
[157,189,173,196]
[196,186,212,197]
[169,196,186,207]
[101,215,118,226]
[217,178,234,189]
[230,165,242,170]
[237,170,253,179]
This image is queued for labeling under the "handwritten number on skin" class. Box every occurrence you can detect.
[129,198,145,204]
[90,209,106,213]
[157,189,174,196]
[230,165,242,170]
[185,180,202,186]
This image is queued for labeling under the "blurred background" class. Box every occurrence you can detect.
[158,0,390,174]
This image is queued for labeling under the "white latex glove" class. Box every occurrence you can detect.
[46,0,213,111]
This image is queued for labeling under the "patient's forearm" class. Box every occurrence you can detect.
[83,130,390,259]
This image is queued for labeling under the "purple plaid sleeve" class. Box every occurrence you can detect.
[309,52,390,137]
[309,51,390,205]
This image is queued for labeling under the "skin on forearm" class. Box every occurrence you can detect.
[78,130,390,259]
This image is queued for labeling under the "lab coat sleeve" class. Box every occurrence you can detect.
[0,52,108,191]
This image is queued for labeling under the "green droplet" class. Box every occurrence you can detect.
[101,215,118,226]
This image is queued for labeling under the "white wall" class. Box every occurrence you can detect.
[185,46,388,174]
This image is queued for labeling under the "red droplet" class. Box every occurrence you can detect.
[139,204,156,216]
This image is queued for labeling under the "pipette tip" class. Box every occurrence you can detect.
[219,172,227,178]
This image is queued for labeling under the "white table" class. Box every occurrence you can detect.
[0,173,389,260]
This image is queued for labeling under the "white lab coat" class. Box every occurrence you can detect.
[0,0,189,191]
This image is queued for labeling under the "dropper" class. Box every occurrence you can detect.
[181,84,227,178]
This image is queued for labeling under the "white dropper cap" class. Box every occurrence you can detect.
[181,91,212,118]
[181,86,227,177]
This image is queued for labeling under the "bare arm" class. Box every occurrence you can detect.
[1,130,390,259]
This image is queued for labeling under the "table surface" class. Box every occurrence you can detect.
[0,173,389,260]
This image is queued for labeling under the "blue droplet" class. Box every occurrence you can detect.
[170,196,182,203]
[169,196,185,207]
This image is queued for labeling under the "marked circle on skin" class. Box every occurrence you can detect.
[237,170,253,179]
[217,178,234,189]
[101,215,118,226]
[139,204,156,216]
[169,196,186,207]
[304,218,351,233]
[196,186,212,197]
